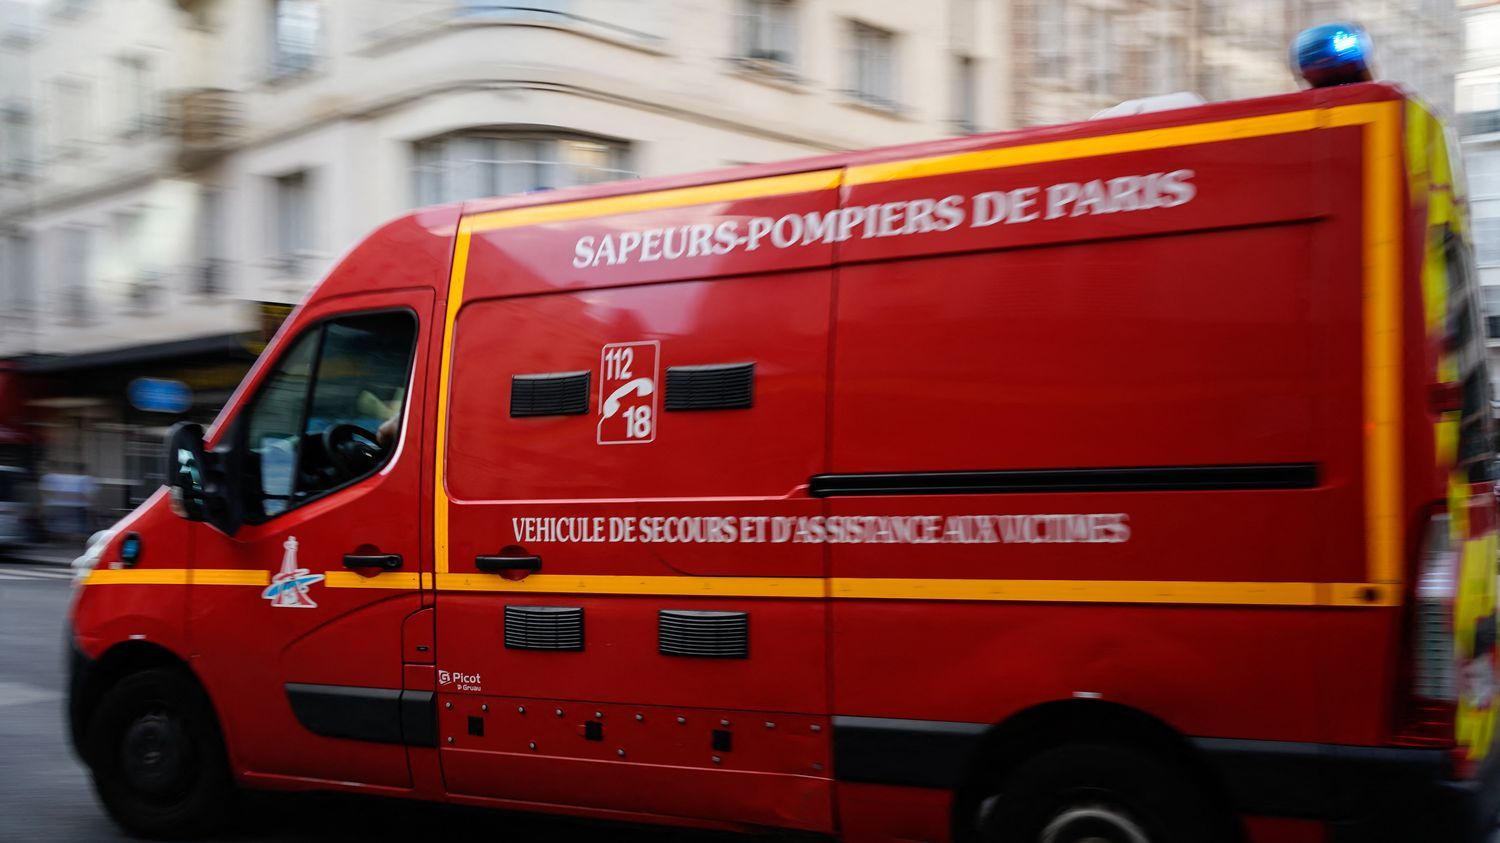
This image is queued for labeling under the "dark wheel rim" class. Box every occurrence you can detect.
[118,710,193,799]
[1040,803,1150,843]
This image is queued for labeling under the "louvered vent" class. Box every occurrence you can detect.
[510,371,590,417]
[658,610,749,659]
[664,363,754,411]
[504,606,584,651]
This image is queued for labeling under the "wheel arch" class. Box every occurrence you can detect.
[68,639,212,763]
[949,699,1244,842]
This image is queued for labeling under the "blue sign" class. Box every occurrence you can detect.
[128,378,193,414]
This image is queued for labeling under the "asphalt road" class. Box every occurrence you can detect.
[0,565,752,843]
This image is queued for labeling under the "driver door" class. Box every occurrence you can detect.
[187,289,433,789]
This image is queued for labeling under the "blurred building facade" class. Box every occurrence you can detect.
[0,0,1467,535]
[0,0,1013,531]
[1012,0,1458,125]
[1459,0,1500,409]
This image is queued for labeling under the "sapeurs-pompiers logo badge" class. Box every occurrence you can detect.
[261,537,324,608]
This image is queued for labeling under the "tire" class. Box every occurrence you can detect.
[84,668,234,840]
[978,743,1231,843]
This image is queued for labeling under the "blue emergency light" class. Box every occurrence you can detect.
[1291,23,1374,88]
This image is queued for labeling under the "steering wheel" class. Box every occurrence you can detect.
[321,424,382,480]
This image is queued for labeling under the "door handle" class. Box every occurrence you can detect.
[475,554,542,574]
[343,554,403,571]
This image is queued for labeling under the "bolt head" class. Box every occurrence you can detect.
[594,711,603,719]
[446,736,454,744]
[676,716,686,724]
[528,741,537,751]
[481,704,488,712]
[518,706,526,714]
[555,708,564,717]
[810,724,822,732]
[616,748,626,757]
[635,713,644,722]
[444,701,452,709]
[812,762,824,771]
[765,721,776,729]
[719,718,730,726]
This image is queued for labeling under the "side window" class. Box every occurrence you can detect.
[240,311,417,522]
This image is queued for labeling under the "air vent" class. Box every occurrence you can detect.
[658,610,749,659]
[510,371,590,417]
[504,605,584,651]
[664,363,754,411]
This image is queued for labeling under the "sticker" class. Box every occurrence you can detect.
[261,536,324,608]
[438,669,482,692]
[508,513,1132,545]
[597,341,659,445]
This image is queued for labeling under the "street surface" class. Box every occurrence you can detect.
[0,563,751,843]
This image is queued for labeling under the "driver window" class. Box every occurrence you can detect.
[241,310,417,522]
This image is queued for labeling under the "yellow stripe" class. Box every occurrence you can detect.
[466,170,843,232]
[1350,101,1403,584]
[846,109,1328,185]
[324,571,425,589]
[435,572,826,598]
[84,569,189,586]
[433,220,472,576]
[193,569,270,586]
[81,567,1399,607]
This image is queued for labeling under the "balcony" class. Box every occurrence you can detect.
[173,88,239,169]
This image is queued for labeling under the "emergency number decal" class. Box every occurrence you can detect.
[598,341,659,445]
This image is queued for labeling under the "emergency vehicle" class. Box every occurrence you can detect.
[66,24,1500,843]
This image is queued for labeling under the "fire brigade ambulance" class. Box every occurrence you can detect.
[65,25,1500,843]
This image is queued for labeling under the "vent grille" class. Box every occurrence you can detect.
[664,363,754,411]
[658,610,749,659]
[510,371,590,417]
[504,605,584,651]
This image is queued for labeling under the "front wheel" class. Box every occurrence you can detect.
[979,743,1233,843]
[84,668,233,840]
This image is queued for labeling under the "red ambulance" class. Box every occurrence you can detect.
[66,43,1500,843]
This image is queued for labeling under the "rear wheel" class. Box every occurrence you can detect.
[85,668,233,840]
[978,743,1230,843]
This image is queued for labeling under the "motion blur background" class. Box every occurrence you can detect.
[0,0,1487,550]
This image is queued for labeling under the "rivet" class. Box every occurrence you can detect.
[444,701,452,710]
[812,762,824,771]
[528,741,537,751]
[712,755,722,764]
[446,736,454,744]
[719,718,730,727]
[635,713,644,722]
[555,708,564,717]
[810,724,822,732]
[481,704,488,712]
[676,716,686,724]
[765,721,776,729]
[517,705,526,714]
[595,711,603,719]
[617,748,626,757]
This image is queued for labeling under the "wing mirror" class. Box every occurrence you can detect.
[165,422,240,535]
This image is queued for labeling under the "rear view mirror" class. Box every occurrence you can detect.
[166,423,208,522]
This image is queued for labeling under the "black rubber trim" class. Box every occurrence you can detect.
[64,623,92,758]
[400,690,437,747]
[286,683,435,747]
[831,715,987,789]
[809,463,1319,497]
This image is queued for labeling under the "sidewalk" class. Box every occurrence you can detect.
[1,542,83,567]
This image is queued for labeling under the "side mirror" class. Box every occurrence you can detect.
[165,422,242,535]
[166,422,208,522]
